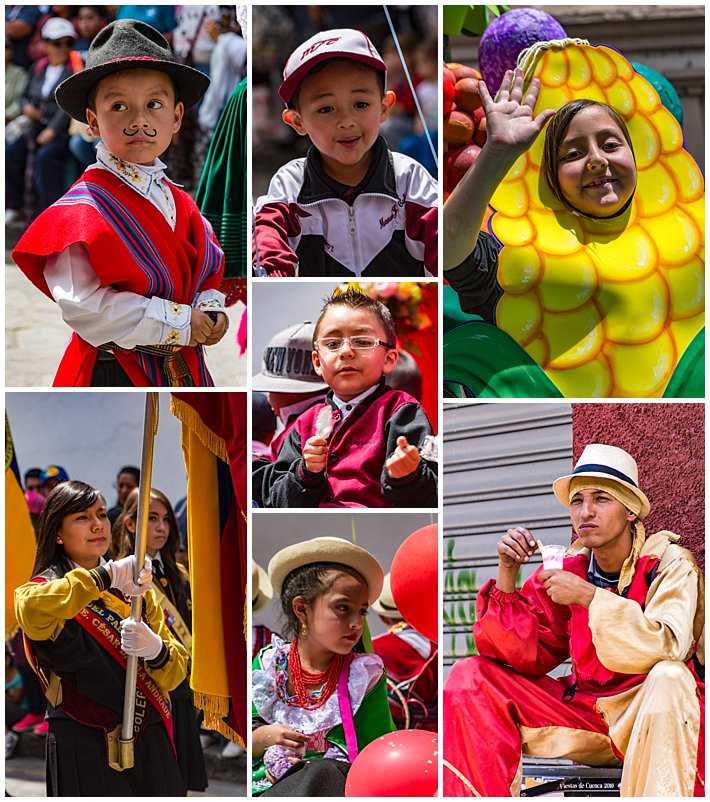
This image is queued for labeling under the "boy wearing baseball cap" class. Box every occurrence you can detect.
[13,20,227,387]
[254,28,438,277]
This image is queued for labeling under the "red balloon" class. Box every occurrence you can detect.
[390,524,438,643]
[345,731,438,797]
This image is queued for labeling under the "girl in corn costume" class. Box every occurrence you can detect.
[444,40,704,398]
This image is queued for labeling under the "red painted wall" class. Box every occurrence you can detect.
[571,403,704,569]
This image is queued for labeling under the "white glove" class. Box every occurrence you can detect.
[120,619,163,660]
[106,555,153,596]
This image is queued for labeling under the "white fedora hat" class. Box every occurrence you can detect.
[252,560,273,613]
[371,573,401,619]
[268,537,384,604]
[552,443,650,519]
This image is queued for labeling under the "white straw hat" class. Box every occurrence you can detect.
[268,537,384,604]
[552,443,650,519]
[371,573,401,618]
[252,560,273,613]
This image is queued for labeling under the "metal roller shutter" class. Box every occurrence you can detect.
[443,402,572,675]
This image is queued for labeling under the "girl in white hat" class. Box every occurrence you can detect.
[252,537,394,796]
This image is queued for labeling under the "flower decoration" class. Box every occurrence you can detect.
[338,282,433,350]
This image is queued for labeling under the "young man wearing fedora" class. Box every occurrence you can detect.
[444,443,704,797]
[13,19,228,387]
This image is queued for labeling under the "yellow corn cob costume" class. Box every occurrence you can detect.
[489,40,704,398]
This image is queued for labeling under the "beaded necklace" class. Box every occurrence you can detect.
[285,641,344,711]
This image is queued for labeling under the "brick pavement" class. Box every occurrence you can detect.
[5,250,247,388]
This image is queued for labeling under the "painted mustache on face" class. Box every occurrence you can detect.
[123,128,157,137]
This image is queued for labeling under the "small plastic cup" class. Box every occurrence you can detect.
[540,544,566,570]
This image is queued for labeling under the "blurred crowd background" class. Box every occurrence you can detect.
[5,4,247,229]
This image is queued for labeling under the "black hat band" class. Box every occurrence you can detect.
[571,463,637,487]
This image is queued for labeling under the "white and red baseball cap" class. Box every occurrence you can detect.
[279,28,386,104]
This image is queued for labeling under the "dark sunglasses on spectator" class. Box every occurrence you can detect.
[47,39,74,47]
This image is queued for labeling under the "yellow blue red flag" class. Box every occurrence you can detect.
[170,393,247,746]
[5,415,36,638]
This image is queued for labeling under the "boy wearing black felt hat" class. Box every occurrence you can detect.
[13,20,228,388]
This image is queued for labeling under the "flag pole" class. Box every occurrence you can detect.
[110,393,159,770]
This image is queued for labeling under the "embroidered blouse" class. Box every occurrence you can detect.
[252,636,384,760]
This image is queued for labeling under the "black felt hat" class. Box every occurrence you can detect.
[55,19,210,123]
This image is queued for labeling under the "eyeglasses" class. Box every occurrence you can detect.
[47,39,74,48]
[315,336,394,353]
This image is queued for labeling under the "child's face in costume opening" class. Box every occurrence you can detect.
[86,69,184,166]
[312,305,397,401]
[57,497,110,570]
[282,60,395,186]
[569,488,636,554]
[556,104,636,217]
[294,570,369,657]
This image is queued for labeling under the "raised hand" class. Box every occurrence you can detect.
[385,435,421,479]
[495,525,539,594]
[479,68,555,158]
[444,69,556,272]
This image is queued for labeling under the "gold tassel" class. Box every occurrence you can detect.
[164,351,194,387]
[192,691,245,747]
[170,396,229,463]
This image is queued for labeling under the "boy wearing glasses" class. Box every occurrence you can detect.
[262,287,437,508]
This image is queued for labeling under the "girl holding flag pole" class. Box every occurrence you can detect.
[14,480,188,796]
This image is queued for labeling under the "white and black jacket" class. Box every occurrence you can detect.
[253,137,438,277]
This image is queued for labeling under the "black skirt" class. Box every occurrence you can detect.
[262,758,350,797]
[171,680,208,792]
[46,718,187,796]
